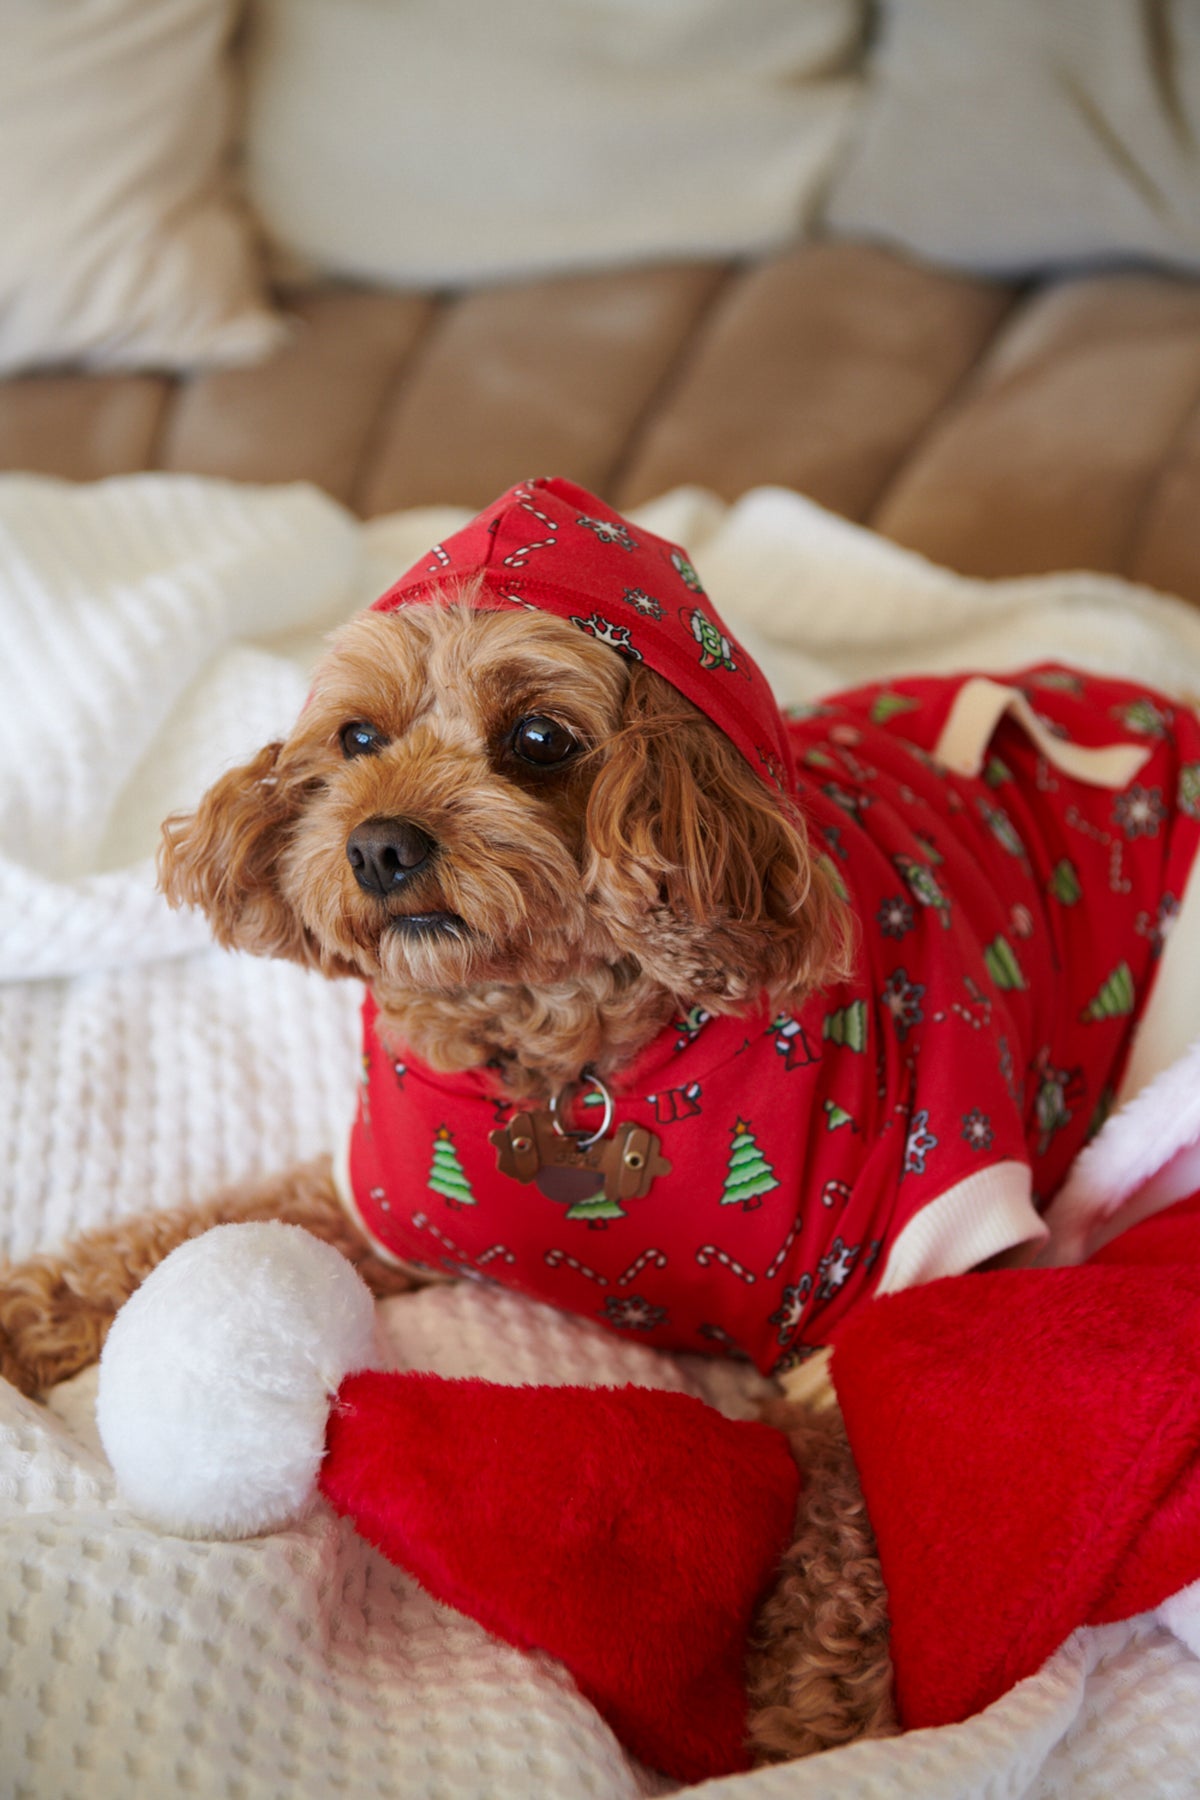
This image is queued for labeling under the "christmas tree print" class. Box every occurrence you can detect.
[1081,962,1135,1022]
[817,851,850,903]
[870,692,919,726]
[824,1099,857,1133]
[823,1002,867,1052]
[566,1193,627,1224]
[977,801,1024,858]
[719,1118,780,1209]
[427,1127,475,1207]
[1114,697,1170,737]
[1180,764,1200,818]
[1049,858,1082,905]
[984,935,1026,991]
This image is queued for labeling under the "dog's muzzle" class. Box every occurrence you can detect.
[346,816,435,897]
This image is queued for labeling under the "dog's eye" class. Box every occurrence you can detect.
[511,715,580,768]
[340,721,386,759]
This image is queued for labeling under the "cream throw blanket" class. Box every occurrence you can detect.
[5,474,1200,1800]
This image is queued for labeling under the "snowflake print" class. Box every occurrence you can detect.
[622,586,664,619]
[962,1110,994,1151]
[877,895,914,939]
[816,1237,859,1300]
[881,968,926,1041]
[905,1109,938,1175]
[601,1293,667,1331]
[770,1274,813,1347]
[1112,784,1166,840]
[570,612,643,659]
[576,514,636,550]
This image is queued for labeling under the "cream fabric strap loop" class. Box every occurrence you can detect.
[933,676,1152,789]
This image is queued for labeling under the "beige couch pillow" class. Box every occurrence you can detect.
[825,0,1200,273]
[243,0,864,286]
[0,0,285,375]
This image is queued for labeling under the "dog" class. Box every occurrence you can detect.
[6,475,1200,1762]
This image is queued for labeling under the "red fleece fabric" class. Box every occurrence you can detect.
[832,1205,1200,1730]
[318,1373,801,1784]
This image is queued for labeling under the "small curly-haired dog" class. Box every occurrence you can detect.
[6,477,1200,1763]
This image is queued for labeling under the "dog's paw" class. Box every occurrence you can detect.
[0,1253,115,1397]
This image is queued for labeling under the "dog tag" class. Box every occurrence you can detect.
[489,1083,671,1211]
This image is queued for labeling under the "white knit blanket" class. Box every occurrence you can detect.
[5,473,1200,1800]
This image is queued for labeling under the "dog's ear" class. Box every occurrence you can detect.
[585,665,851,1011]
[157,741,326,967]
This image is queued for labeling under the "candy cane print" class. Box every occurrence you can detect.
[764,1220,802,1282]
[413,1212,514,1273]
[426,543,451,570]
[617,1249,668,1287]
[476,1244,516,1268]
[696,1244,756,1284]
[503,538,557,568]
[545,1248,608,1286]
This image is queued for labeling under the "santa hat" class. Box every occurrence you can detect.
[831,1191,1200,1730]
[319,1372,800,1783]
[97,1222,801,1785]
[369,475,796,794]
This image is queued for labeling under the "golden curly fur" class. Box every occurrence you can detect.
[0,595,894,1763]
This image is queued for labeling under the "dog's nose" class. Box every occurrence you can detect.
[346,817,435,895]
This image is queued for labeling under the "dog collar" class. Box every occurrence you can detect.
[369,477,796,794]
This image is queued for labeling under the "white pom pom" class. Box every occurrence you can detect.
[96,1222,384,1538]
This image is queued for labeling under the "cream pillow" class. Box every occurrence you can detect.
[825,0,1200,273]
[0,0,285,374]
[243,0,865,286]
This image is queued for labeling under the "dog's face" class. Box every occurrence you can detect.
[159,596,847,1090]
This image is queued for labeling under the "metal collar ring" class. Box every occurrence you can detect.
[549,1072,615,1148]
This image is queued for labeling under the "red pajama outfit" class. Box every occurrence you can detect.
[340,480,1200,1374]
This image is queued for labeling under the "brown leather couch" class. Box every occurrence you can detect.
[4,239,1199,606]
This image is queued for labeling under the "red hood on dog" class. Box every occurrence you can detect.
[370,475,796,794]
